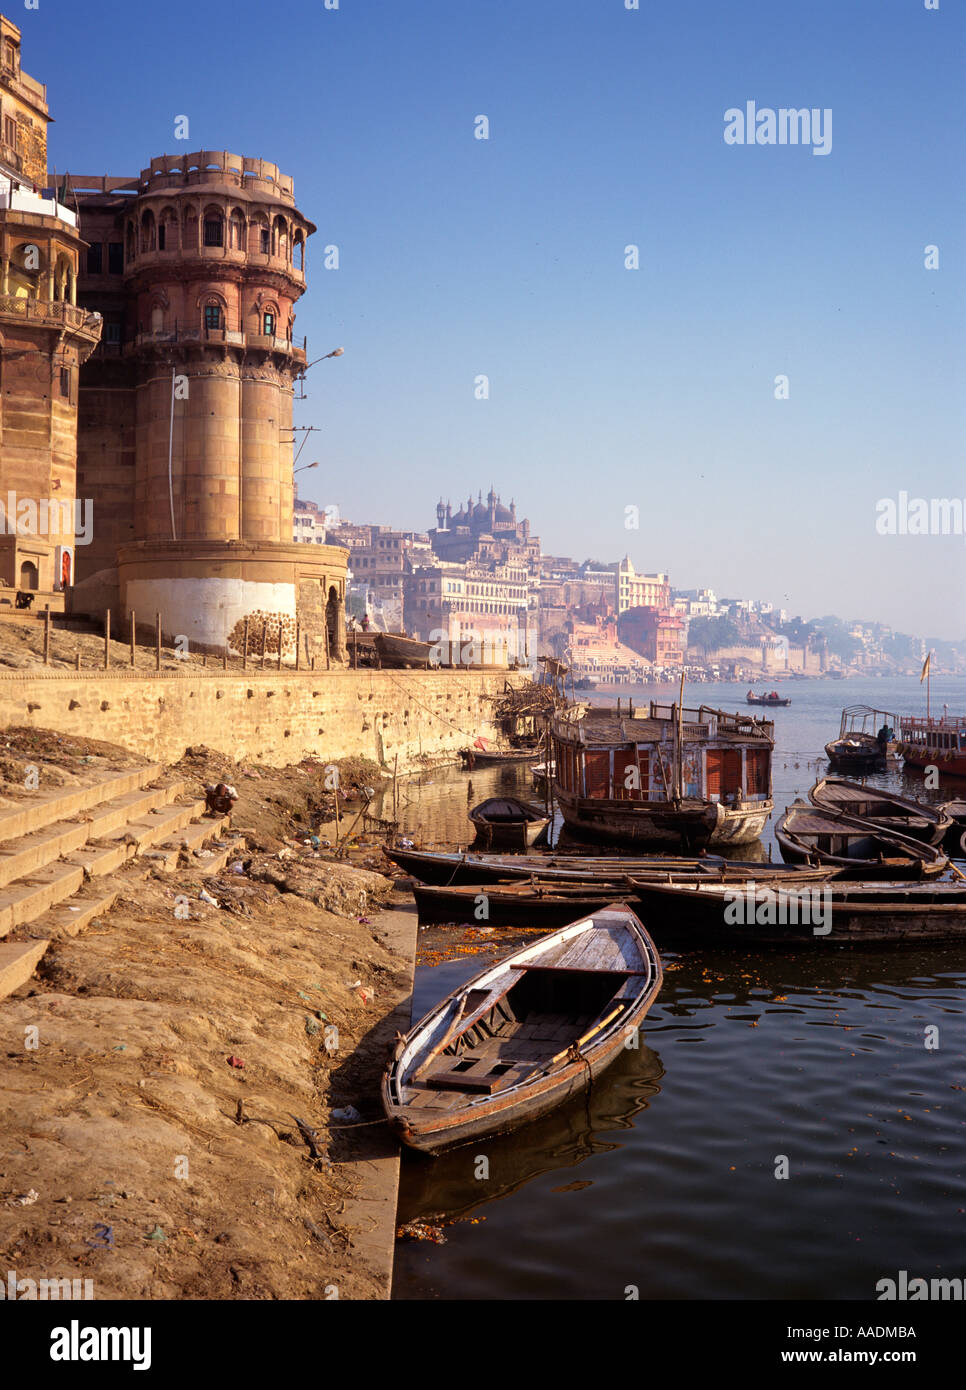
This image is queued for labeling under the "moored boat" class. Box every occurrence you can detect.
[459,745,542,768]
[628,878,966,946]
[468,797,551,850]
[809,777,952,846]
[374,632,436,669]
[825,706,900,771]
[776,801,948,879]
[899,715,966,779]
[383,844,834,887]
[746,691,791,706]
[384,844,727,885]
[551,699,774,850]
[412,879,633,927]
[382,905,663,1152]
[412,867,835,928]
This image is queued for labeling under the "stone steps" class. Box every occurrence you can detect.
[0,777,187,890]
[0,764,163,846]
[0,763,243,999]
[0,939,50,998]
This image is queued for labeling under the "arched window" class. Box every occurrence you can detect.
[126,222,136,262]
[229,210,245,250]
[151,302,165,333]
[272,215,287,260]
[203,208,224,248]
[293,232,305,272]
[19,560,38,591]
[140,210,156,253]
[158,207,178,252]
[203,299,223,332]
[260,300,280,338]
[249,215,269,256]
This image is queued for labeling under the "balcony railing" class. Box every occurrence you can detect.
[0,186,76,226]
[0,295,100,332]
[127,325,307,356]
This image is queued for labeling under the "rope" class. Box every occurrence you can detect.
[379,671,485,740]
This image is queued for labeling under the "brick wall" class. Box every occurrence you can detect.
[0,667,520,769]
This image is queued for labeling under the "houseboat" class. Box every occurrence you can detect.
[550,699,774,849]
[899,715,966,779]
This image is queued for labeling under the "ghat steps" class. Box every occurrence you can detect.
[0,763,237,999]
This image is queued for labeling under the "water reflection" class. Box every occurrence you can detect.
[399,1043,665,1224]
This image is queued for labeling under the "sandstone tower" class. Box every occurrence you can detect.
[0,16,101,600]
[73,150,346,659]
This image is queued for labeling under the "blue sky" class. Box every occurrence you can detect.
[33,0,966,637]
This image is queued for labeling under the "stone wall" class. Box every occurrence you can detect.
[0,667,520,769]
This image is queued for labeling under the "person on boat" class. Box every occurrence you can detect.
[204,782,238,817]
[361,613,370,632]
[877,723,893,752]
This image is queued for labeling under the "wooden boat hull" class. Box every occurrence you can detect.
[554,787,719,850]
[384,844,833,886]
[825,737,899,771]
[468,797,551,851]
[708,800,773,846]
[809,777,952,847]
[747,696,791,707]
[413,868,834,928]
[776,802,948,880]
[903,749,966,779]
[555,787,770,849]
[382,907,663,1152]
[412,881,633,927]
[471,819,551,850]
[374,633,435,669]
[459,747,541,768]
[631,879,966,946]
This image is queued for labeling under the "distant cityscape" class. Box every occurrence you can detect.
[295,488,966,683]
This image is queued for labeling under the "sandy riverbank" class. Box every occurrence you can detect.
[0,732,416,1299]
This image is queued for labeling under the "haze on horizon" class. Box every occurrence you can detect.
[40,0,966,640]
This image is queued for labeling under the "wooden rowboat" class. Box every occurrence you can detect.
[374,632,436,669]
[940,799,966,827]
[776,801,948,879]
[413,880,634,927]
[809,777,953,846]
[382,905,663,1152]
[459,746,542,768]
[468,797,551,850]
[383,844,792,886]
[412,868,834,928]
[629,878,966,946]
[384,843,840,886]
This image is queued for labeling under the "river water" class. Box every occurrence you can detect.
[386,675,966,1300]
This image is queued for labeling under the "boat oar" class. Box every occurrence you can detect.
[518,1003,626,1085]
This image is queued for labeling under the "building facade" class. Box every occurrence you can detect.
[0,17,101,600]
[71,150,347,658]
[617,558,670,615]
[430,488,540,568]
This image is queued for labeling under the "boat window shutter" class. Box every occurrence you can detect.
[707,748,741,797]
[746,747,770,795]
[615,744,641,801]
[584,750,610,799]
[706,749,723,796]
